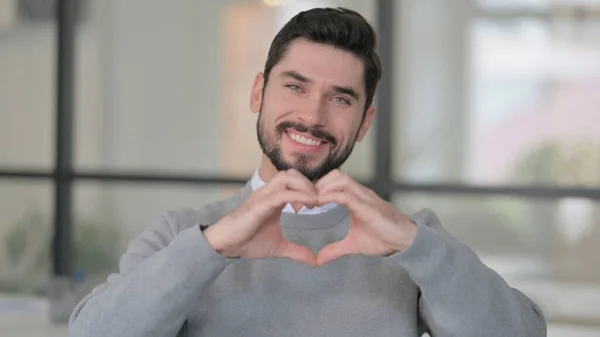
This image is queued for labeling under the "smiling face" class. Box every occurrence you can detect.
[251,39,376,181]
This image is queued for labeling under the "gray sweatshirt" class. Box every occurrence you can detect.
[68,181,546,337]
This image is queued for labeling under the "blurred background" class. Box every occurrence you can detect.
[1,0,599,336]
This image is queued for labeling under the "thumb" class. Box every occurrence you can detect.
[276,241,317,267]
[317,238,356,266]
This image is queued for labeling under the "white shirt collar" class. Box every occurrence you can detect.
[250,169,337,214]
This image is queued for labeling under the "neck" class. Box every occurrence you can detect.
[258,154,279,184]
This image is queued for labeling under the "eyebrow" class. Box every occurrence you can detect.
[281,70,311,83]
[333,85,360,102]
[280,70,360,102]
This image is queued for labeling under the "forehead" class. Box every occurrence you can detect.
[272,39,365,95]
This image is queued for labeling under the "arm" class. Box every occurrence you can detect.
[68,212,230,337]
[69,170,319,337]
[393,209,547,337]
[313,171,546,336]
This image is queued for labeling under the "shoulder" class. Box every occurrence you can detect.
[410,208,442,228]
[162,186,249,234]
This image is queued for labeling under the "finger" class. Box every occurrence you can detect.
[314,169,344,190]
[266,190,318,210]
[317,191,374,216]
[276,241,317,267]
[252,190,313,216]
[317,238,356,266]
[315,171,370,202]
[271,169,317,194]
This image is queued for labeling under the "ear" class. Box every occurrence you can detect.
[250,73,265,114]
[356,105,376,142]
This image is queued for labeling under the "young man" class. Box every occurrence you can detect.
[69,8,546,337]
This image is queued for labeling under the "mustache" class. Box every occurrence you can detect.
[276,121,337,146]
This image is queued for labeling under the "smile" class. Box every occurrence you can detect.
[286,130,326,147]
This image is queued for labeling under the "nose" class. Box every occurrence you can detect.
[297,96,326,127]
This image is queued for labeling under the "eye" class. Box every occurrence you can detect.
[332,97,351,105]
[286,84,303,92]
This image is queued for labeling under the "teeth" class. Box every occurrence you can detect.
[289,132,322,146]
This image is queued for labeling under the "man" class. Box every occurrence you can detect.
[69,7,546,337]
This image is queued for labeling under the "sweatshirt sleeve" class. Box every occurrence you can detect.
[388,209,547,337]
[68,211,230,337]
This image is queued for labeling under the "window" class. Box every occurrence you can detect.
[1,0,598,335]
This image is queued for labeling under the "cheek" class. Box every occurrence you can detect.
[262,95,297,123]
[332,120,361,145]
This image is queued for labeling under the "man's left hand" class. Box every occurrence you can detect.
[315,169,418,266]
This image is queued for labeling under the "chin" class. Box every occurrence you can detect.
[287,158,321,171]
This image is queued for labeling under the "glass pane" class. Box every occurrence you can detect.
[0,6,55,169]
[394,192,600,331]
[393,5,600,188]
[0,180,53,336]
[0,180,53,295]
[467,19,600,188]
[75,0,375,180]
[73,182,238,285]
[477,0,600,12]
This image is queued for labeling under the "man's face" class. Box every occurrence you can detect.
[251,39,375,181]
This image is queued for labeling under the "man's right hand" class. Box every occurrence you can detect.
[203,169,318,266]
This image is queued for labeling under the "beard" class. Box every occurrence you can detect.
[256,113,358,182]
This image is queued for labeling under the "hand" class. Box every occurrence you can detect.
[315,170,418,266]
[204,169,318,266]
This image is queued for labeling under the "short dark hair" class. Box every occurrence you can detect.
[263,7,382,114]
